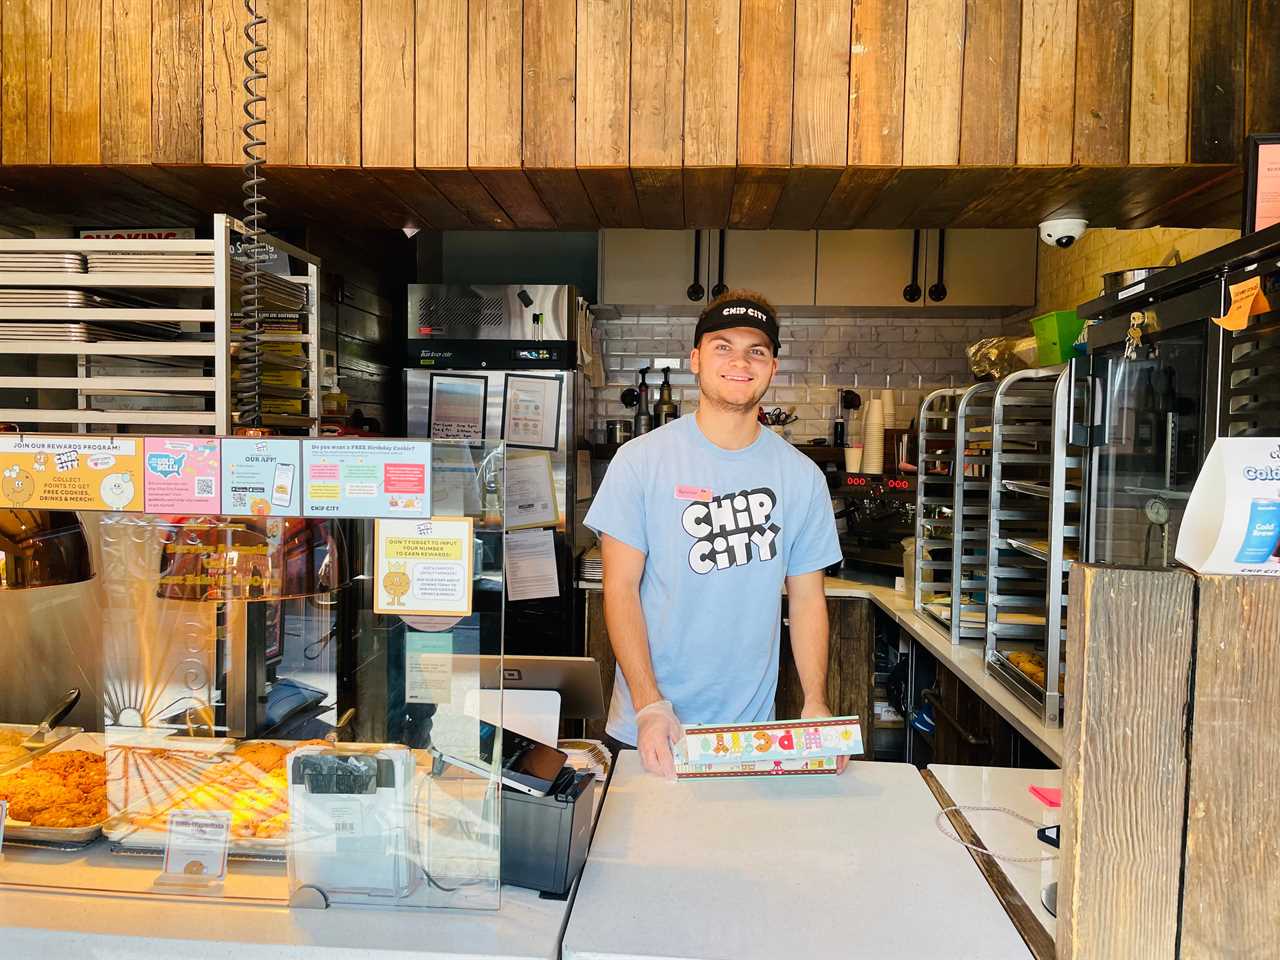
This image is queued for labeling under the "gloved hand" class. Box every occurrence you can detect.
[635,699,683,780]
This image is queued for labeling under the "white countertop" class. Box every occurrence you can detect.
[927,764,1062,942]
[562,752,1031,960]
[577,577,1065,766]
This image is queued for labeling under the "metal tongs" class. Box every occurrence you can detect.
[23,687,80,749]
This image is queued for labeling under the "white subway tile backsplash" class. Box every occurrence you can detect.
[589,309,994,437]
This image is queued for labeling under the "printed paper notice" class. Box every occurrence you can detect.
[405,631,454,704]
[161,810,231,882]
[502,374,561,449]
[1255,142,1280,232]
[302,439,432,518]
[506,450,560,529]
[505,527,560,601]
[143,437,221,513]
[430,374,487,440]
[375,517,474,616]
[0,434,144,512]
[220,438,302,516]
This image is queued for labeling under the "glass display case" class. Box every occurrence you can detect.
[0,436,507,911]
[1076,222,1280,568]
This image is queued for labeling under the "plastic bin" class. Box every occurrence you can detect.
[1030,310,1085,365]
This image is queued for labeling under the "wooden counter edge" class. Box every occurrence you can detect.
[920,768,1055,960]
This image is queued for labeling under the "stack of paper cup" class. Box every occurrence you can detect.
[880,388,897,430]
[844,443,864,473]
[862,398,885,475]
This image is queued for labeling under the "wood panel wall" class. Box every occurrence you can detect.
[0,0,1272,231]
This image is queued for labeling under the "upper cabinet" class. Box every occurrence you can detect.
[598,230,709,306]
[816,229,1037,311]
[816,231,923,308]
[924,230,1037,309]
[601,228,1038,311]
[715,231,818,307]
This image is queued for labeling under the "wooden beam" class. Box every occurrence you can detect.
[371,168,472,230]
[738,0,794,168]
[959,0,1019,164]
[771,166,842,229]
[1073,0,1132,163]
[579,167,640,228]
[1129,0,1190,163]
[848,0,906,165]
[263,0,306,164]
[577,0,629,167]
[51,0,100,164]
[684,0,738,168]
[468,0,522,168]
[425,169,514,228]
[474,169,558,228]
[1059,565,1193,960]
[152,0,202,164]
[1246,0,1280,136]
[101,0,150,163]
[815,165,897,228]
[1189,0,1246,162]
[903,0,965,166]
[792,0,850,168]
[3,0,53,164]
[1181,576,1280,956]
[1018,0,1078,164]
[728,165,787,228]
[629,167,682,229]
[630,0,684,228]
[361,0,414,167]
[523,0,576,169]
[415,0,466,167]
[526,167,601,228]
[201,0,239,165]
[683,166,734,227]
[308,0,360,166]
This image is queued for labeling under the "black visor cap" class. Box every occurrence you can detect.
[694,299,781,353]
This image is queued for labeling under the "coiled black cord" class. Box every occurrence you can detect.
[237,0,268,428]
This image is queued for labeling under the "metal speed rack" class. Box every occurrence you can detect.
[983,365,1083,728]
[1219,291,1280,438]
[914,382,996,642]
[0,214,319,435]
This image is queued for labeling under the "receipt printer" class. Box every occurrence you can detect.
[500,766,596,896]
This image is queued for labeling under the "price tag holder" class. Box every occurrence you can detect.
[155,809,231,890]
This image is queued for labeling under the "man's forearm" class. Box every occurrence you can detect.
[603,580,663,710]
[788,590,831,707]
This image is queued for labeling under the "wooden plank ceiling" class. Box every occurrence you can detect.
[0,0,1269,232]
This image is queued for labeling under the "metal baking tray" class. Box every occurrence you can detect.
[987,649,1065,718]
[0,733,106,847]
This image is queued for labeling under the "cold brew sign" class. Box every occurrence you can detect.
[1176,438,1280,574]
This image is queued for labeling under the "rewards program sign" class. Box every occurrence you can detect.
[0,435,143,512]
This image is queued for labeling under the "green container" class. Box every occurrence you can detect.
[1030,310,1085,366]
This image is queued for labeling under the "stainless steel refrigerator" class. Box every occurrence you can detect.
[404,284,590,658]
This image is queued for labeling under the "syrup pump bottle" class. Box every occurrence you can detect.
[653,367,679,426]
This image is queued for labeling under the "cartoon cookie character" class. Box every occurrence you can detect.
[99,471,135,510]
[32,453,48,471]
[249,497,271,516]
[1,465,34,505]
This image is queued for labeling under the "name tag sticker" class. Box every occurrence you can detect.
[674,484,712,502]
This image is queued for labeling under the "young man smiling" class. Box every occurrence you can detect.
[584,290,845,778]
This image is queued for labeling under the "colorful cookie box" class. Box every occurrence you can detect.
[677,716,863,765]
[675,757,838,780]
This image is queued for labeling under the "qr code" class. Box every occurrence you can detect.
[195,476,215,498]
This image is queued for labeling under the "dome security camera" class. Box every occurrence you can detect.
[1039,217,1089,249]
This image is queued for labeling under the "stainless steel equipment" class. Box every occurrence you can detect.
[405,284,587,658]
[983,366,1083,729]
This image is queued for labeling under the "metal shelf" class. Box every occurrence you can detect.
[0,408,218,426]
[0,272,214,287]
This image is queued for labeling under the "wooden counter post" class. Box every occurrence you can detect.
[1058,565,1195,960]
[1180,576,1280,957]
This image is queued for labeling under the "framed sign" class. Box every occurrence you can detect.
[501,374,562,450]
[429,373,488,440]
[1243,134,1280,235]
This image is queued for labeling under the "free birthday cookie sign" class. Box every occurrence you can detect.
[674,717,863,779]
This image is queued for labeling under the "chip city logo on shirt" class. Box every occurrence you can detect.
[680,488,781,574]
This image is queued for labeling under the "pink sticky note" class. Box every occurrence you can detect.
[1029,785,1061,808]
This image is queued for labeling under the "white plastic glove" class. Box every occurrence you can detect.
[635,699,683,780]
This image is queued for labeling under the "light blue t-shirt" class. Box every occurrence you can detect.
[584,415,842,745]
